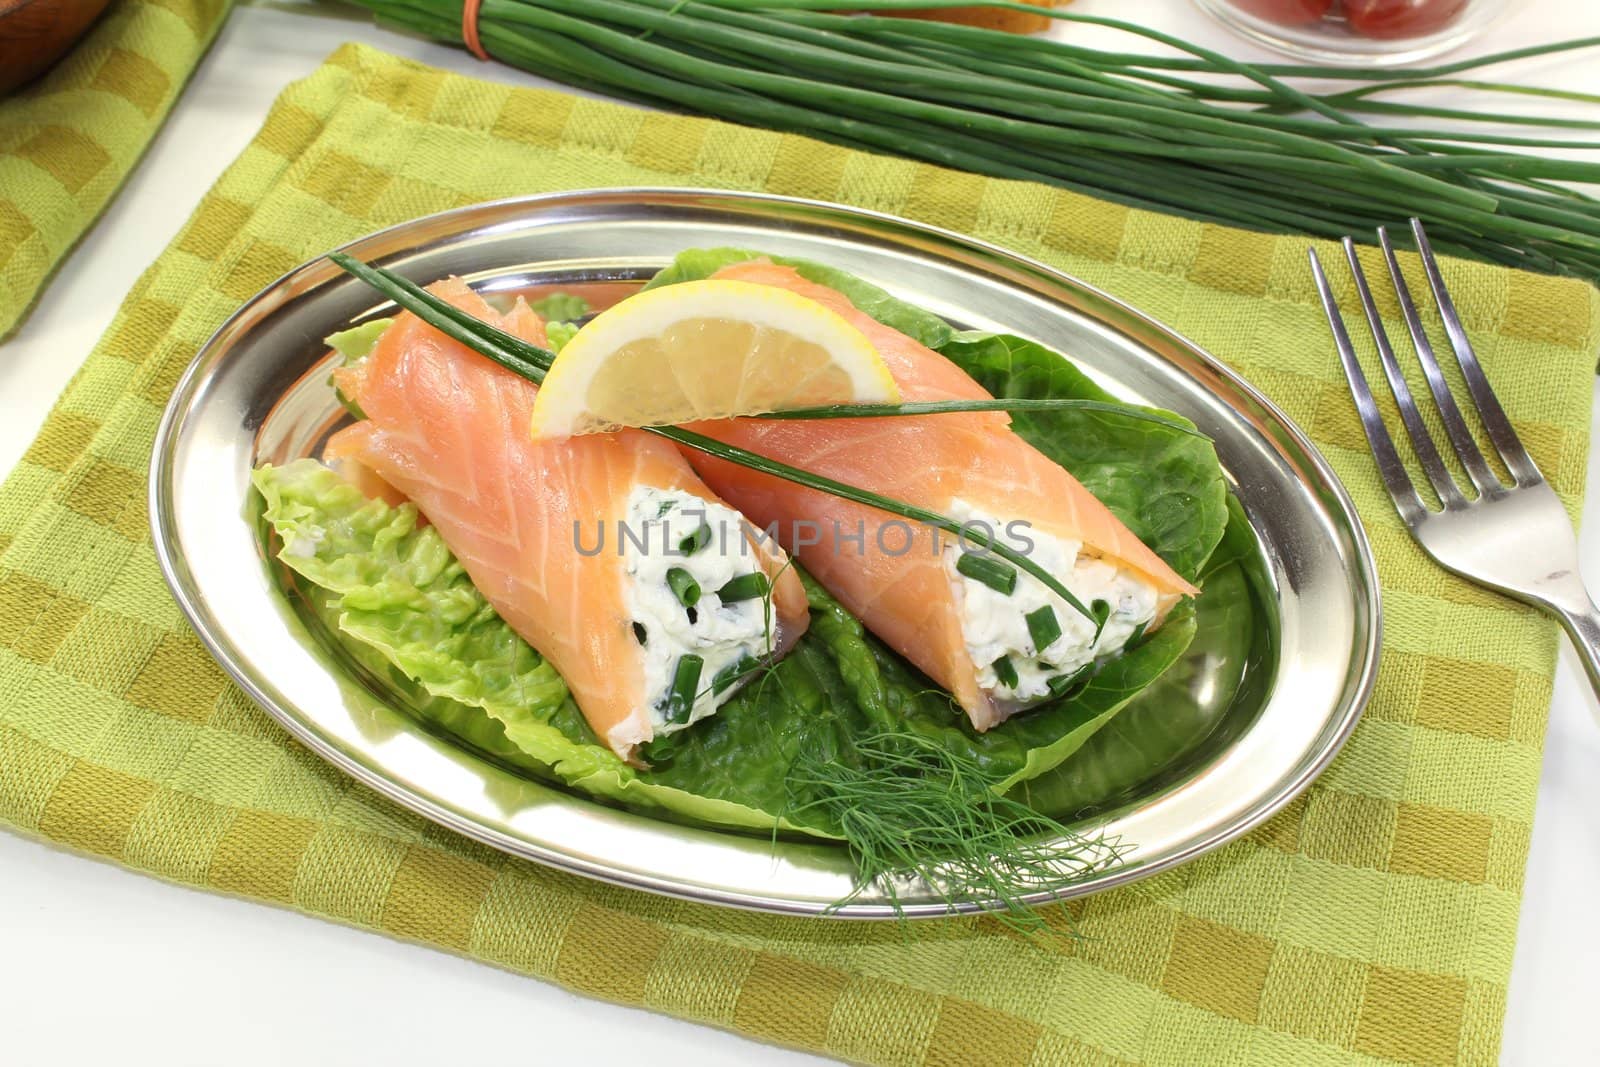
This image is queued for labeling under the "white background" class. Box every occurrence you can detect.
[2,1,1598,1063]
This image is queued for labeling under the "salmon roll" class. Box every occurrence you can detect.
[681,261,1198,732]
[326,278,809,761]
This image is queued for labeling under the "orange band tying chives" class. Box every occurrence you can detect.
[462,0,488,60]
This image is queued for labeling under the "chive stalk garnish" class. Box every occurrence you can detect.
[678,522,712,554]
[663,654,704,724]
[329,254,552,376]
[1026,604,1062,652]
[764,399,1205,437]
[956,551,1018,595]
[328,253,1098,624]
[992,655,1019,690]
[327,253,1205,444]
[667,566,701,607]
[665,427,1097,624]
[717,572,769,602]
[1127,620,1149,647]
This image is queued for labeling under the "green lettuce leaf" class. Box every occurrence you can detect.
[253,460,821,834]
[938,331,1227,582]
[262,251,1234,833]
[527,292,590,322]
[637,250,1227,787]
[1014,499,1269,816]
[643,248,955,349]
[326,318,394,363]
[644,250,1226,583]
[636,575,877,818]
[325,318,393,420]
[256,455,1199,828]
[545,320,580,352]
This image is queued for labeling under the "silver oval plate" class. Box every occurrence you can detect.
[151,189,1379,917]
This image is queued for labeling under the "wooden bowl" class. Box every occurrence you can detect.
[0,0,115,95]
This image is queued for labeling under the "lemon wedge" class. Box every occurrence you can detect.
[528,279,900,439]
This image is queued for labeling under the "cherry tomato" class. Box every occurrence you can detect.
[1344,0,1470,37]
[1230,0,1336,24]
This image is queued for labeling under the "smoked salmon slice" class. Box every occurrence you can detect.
[326,278,809,761]
[682,260,1198,731]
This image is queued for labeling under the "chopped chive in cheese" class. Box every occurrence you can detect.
[1025,605,1062,653]
[1090,598,1112,638]
[717,572,769,602]
[678,523,712,555]
[624,486,781,736]
[941,498,1161,715]
[666,566,701,608]
[663,655,704,724]
[956,551,1018,595]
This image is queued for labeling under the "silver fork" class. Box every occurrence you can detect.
[1310,218,1600,698]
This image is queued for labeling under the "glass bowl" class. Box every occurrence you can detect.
[1193,0,1514,66]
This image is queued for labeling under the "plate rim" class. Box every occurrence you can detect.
[149,186,1381,917]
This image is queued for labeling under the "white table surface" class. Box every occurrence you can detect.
[2,2,1598,1063]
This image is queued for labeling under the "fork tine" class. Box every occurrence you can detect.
[1377,227,1503,495]
[1340,237,1465,508]
[1309,248,1428,525]
[1410,218,1544,486]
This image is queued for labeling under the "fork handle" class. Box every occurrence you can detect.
[1552,599,1600,700]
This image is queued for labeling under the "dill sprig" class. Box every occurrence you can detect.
[786,730,1125,934]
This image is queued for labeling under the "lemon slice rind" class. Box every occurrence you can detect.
[529,279,901,440]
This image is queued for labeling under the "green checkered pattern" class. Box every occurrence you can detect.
[0,0,232,339]
[2,44,1598,1066]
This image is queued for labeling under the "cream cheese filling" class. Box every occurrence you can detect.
[622,487,778,735]
[942,499,1159,711]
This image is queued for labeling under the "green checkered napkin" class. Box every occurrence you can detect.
[0,0,232,338]
[2,44,1598,1067]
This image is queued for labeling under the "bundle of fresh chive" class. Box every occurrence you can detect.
[344,0,1600,282]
